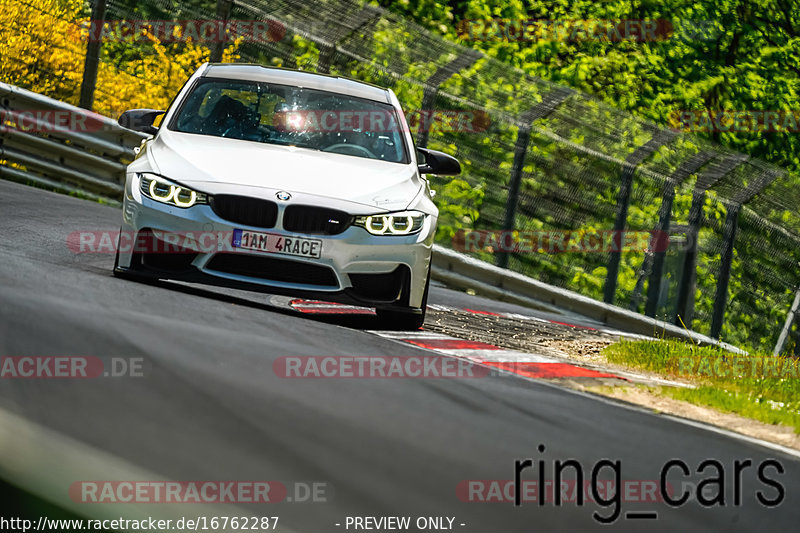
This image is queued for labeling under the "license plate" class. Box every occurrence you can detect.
[232,229,322,259]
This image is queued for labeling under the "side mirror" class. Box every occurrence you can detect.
[118,109,166,135]
[417,147,461,176]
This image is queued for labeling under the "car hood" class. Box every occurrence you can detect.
[147,130,421,212]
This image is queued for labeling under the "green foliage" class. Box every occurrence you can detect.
[370,0,800,352]
[378,0,800,174]
[431,178,484,242]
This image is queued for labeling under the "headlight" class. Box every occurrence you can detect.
[139,174,208,208]
[354,211,426,236]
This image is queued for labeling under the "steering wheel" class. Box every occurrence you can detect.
[322,143,376,158]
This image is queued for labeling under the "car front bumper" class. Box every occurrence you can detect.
[117,178,434,310]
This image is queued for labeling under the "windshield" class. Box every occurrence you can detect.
[169,78,409,164]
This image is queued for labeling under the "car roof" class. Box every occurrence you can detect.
[202,64,391,104]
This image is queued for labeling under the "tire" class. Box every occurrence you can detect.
[375,265,430,330]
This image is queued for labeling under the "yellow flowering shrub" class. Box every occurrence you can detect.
[0,0,240,118]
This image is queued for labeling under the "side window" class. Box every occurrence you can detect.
[175,85,215,130]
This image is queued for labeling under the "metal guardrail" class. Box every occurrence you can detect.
[0,83,747,352]
[0,82,146,202]
[431,245,746,353]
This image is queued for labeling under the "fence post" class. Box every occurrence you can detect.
[316,10,382,73]
[78,0,107,110]
[708,166,781,339]
[603,129,675,304]
[709,203,740,339]
[774,288,800,356]
[497,87,573,269]
[209,0,234,63]
[642,151,714,317]
[415,51,481,149]
[674,154,746,327]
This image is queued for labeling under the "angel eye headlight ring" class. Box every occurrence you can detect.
[139,174,207,208]
[355,211,426,236]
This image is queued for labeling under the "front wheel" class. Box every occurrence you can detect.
[375,266,430,330]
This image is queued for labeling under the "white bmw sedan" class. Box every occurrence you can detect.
[114,63,460,329]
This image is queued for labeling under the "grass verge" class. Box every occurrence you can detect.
[602,340,800,433]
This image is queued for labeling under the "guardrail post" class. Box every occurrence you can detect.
[603,129,676,304]
[498,87,573,269]
[642,151,714,317]
[78,0,107,110]
[708,166,781,339]
[415,51,482,149]
[673,154,746,327]
[209,0,234,63]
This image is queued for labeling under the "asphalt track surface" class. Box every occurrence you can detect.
[1,179,798,532]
